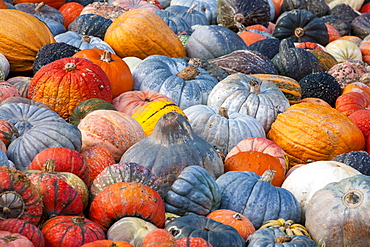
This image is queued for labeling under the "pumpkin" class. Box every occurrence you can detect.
[14,0,65,9]
[273,9,329,46]
[349,108,370,138]
[33,42,81,75]
[68,14,113,40]
[34,15,66,36]
[107,217,157,246]
[170,0,217,24]
[330,3,360,23]
[120,112,224,196]
[132,55,218,110]
[325,40,363,62]
[0,0,7,9]
[142,228,178,247]
[89,161,163,202]
[251,74,302,105]
[184,25,247,60]
[325,23,341,42]
[360,34,370,65]
[14,2,64,24]
[305,174,370,246]
[335,91,370,116]
[267,102,365,166]
[0,96,50,109]
[89,182,165,231]
[207,73,290,132]
[176,237,213,247]
[79,2,126,21]
[0,9,55,73]
[342,82,370,98]
[216,170,301,229]
[41,216,106,247]
[321,14,351,37]
[29,57,112,120]
[0,218,45,247]
[351,13,370,39]
[327,60,367,89]
[280,0,330,17]
[186,57,229,82]
[0,167,43,226]
[164,165,221,216]
[0,231,34,246]
[307,49,338,72]
[258,218,311,238]
[0,83,20,103]
[166,4,209,26]
[281,160,361,223]
[72,48,133,98]
[78,109,145,162]
[81,240,134,247]
[246,38,281,60]
[153,9,192,35]
[0,53,10,79]
[0,103,82,170]
[70,98,117,126]
[59,2,84,28]
[299,97,331,107]
[112,90,174,116]
[104,9,186,59]
[206,209,255,240]
[112,0,160,11]
[333,150,370,175]
[217,0,271,31]
[183,105,265,157]
[246,228,316,247]
[0,119,19,148]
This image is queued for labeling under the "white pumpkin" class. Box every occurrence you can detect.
[326,0,364,11]
[281,160,361,223]
[325,39,363,62]
[122,56,143,73]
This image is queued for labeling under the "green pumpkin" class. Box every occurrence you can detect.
[247,228,316,246]
[280,0,330,17]
[164,165,221,216]
[165,214,246,247]
[68,14,113,40]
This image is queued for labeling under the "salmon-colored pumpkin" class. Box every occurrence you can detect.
[224,150,286,186]
[335,91,370,116]
[300,97,332,107]
[58,2,84,28]
[73,48,134,98]
[0,230,34,246]
[238,31,266,46]
[342,82,370,98]
[0,82,20,103]
[176,237,213,247]
[0,9,55,73]
[81,240,134,247]
[142,229,178,247]
[28,57,112,120]
[104,8,186,59]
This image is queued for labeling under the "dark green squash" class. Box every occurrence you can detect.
[217,0,271,31]
[208,49,278,75]
[273,9,329,46]
[68,14,113,40]
[247,38,281,60]
[320,15,351,37]
[351,13,370,39]
[272,38,322,81]
[246,228,316,246]
[33,42,81,75]
[164,165,221,216]
[330,4,360,24]
[332,151,370,176]
[165,214,246,247]
[280,0,330,17]
[298,72,341,107]
[153,9,192,35]
[69,98,117,126]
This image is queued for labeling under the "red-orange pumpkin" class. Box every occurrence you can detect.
[73,48,134,99]
[81,240,134,247]
[238,31,266,46]
[349,109,370,141]
[325,23,341,43]
[142,229,178,247]
[176,237,213,247]
[0,0,7,9]
[342,82,370,99]
[58,2,84,28]
[335,91,370,116]
[0,119,19,147]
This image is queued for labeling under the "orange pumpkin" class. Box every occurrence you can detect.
[13,0,65,9]
[81,240,134,247]
[360,35,370,65]
[299,97,332,107]
[349,109,370,141]
[104,8,186,59]
[337,36,362,46]
[0,0,7,9]
[335,91,370,116]
[176,237,213,247]
[58,2,84,28]
[238,31,266,46]
[325,23,341,43]
[73,48,134,98]
[245,24,270,33]
[206,209,255,240]
[142,229,178,247]
[224,150,286,187]
[342,82,370,98]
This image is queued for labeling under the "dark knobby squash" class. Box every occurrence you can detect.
[330,3,360,24]
[247,228,316,246]
[165,214,246,247]
[320,15,351,37]
[280,0,330,17]
[273,9,329,46]
[332,151,370,176]
[247,38,281,60]
[68,14,113,40]
[307,49,338,72]
[351,13,370,39]
[217,0,271,31]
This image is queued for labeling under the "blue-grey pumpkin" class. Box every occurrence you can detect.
[165,4,210,26]
[34,16,66,36]
[183,105,266,156]
[332,151,370,176]
[185,25,248,60]
[216,170,301,229]
[247,228,316,247]
[164,165,221,216]
[132,55,218,110]
[170,0,217,24]
[165,214,246,247]
[15,2,64,24]
[153,9,192,35]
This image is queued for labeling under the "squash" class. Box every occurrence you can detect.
[81,240,134,247]
[307,49,338,72]
[320,14,350,37]
[170,0,217,24]
[258,218,311,238]
[112,0,160,11]
[176,237,213,247]
[335,91,370,116]
[246,228,316,246]
[0,53,10,79]
[325,39,363,62]
[79,2,125,21]
[14,2,64,23]
[153,9,192,34]
[348,109,370,141]
[142,228,178,247]
[68,14,113,40]
[13,0,65,9]
[327,60,367,88]
[0,231,34,247]
[280,0,330,17]
[164,4,210,26]
[333,150,370,175]
[329,3,360,23]
[59,2,84,28]
[104,8,186,59]
[246,38,281,59]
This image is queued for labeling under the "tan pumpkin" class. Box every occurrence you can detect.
[325,39,363,62]
[0,9,55,73]
[267,102,365,166]
[104,8,186,59]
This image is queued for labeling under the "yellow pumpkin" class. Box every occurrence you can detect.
[132,100,187,136]
[0,9,55,73]
[104,8,186,59]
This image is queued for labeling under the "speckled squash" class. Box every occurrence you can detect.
[332,151,370,176]
[307,49,338,72]
[68,14,113,40]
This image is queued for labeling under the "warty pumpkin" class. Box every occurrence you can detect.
[68,14,113,40]
[104,8,186,59]
[0,231,34,247]
[79,2,126,21]
[0,9,55,73]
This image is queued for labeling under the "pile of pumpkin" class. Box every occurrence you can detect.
[1,0,370,246]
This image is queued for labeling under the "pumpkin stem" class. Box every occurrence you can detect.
[342,190,363,209]
[235,22,246,33]
[41,159,56,174]
[294,27,305,38]
[81,35,91,43]
[188,58,202,67]
[3,235,18,243]
[276,236,292,243]
[109,244,118,247]
[187,3,198,14]
[258,170,276,183]
[177,66,200,80]
[233,213,243,221]
[249,79,261,94]
[218,107,229,119]
[101,50,114,63]
[65,63,77,71]
[35,2,45,11]
[283,221,291,229]
[72,216,85,224]
[234,13,244,23]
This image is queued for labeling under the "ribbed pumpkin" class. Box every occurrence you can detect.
[335,92,370,116]
[307,49,338,72]
[267,102,365,166]
[0,9,55,73]
[81,240,134,247]
[73,48,133,98]
[58,2,84,28]
[176,237,213,247]
[0,231,34,246]
[29,57,112,120]
[41,216,106,247]
[104,9,186,59]
[6,76,31,98]
[14,0,65,9]
[89,182,165,231]
[131,100,187,136]
[0,119,19,148]
[142,228,178,247]
[0,83,20,103]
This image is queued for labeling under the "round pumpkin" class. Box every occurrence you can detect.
[68,14,113,40]
[246,228,316,246]
[335,91,370,116]
[14,0,65,9]
[176,237,213,247]
[325,39,363,62]
[81,240,134,247]
[142,228,178,247]
[332,150,370,176]
[58,2,84,28]
[0,230,34,246]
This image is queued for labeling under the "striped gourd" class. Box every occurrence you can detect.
[251,74,302,105]
[132,100,187,136]
[308,49,338,72]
